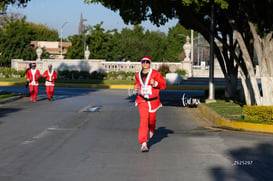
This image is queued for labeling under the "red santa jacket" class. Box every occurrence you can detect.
[26,69,41,86]
[42,70,58,86]
[134,68,166,112]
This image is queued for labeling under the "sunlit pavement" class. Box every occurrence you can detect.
[0,88,273,180]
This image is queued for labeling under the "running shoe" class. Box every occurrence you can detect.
[141,142,149,152]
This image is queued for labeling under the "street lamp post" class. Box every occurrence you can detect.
[206,0,216,103]
[191,30,194,77]
[60,22,68,59]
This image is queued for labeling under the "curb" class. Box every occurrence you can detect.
[197,103,273,134]
[0,82,225,90]
[0,95,24,104]
[2,82,273,134]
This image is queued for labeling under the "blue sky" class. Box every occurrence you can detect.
[7,0,178,38]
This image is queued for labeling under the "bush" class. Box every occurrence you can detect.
[243,106,273,123]
[57,70,106,80]
[176,69,186,76]
[105,71,135,80]
[158,64,170,77]
[0,67,24,78]
[58,70,70,79]
[71,71,80,80]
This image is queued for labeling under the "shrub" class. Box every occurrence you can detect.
[79,71,90,79]
[0,67,24,78]
[58,70,70,79]
[176,69,186,76]
[71,71,80,80]
[243,106,273,123]
[158,64,170,77]
[105,71,135,80]
[90,71,105,80]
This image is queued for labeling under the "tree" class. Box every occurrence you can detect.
[166,23,191,62]
[0,17,58,65]
[67,22,119,60]
[143,30,168,62]
[86,22,115,60]
[66,34,85,59]
[0,0,31,14]
[84,0,273,105]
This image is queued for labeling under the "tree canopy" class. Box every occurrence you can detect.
[0,0,31,13]
[0,16,58,65]
[84,0,273,105]
[66,22,189,62]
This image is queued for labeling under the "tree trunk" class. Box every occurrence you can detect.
[213,38,239,100]
[233,30,262,105]
[224,73,238,100]
[238,67,252,105]
[260,77,273,105]
[249,22,273,105]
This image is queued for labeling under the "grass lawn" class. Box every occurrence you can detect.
[0,92,18,99]
[206,100,244,120]
[205,100,273,124]
[0,78,26,83]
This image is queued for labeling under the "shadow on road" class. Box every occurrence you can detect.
[126,90,204,107]
[23,86,100,102]
[210,142,273,181]
[148,126,174,148]
[126,93,183,107]
[0,108,22,118]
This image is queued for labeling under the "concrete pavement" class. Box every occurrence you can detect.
[1,81,273,135]
[2,88,273,180]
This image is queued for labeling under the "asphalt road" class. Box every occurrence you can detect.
[0,87,273,181]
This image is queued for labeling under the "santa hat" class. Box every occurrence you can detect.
[31,63,36,67]
[141,56,152,63]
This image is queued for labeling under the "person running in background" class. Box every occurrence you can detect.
[42,64,58,101]
[25,63,32,89]
[134,56,166,152]
[26,63,41,102]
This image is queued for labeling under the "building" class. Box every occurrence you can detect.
[30,41,72,59]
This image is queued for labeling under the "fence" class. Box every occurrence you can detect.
[12,58,256,78]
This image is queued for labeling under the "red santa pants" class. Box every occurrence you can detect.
[29,85,38,101]
[46,85,54,99]
[138,102,157,144]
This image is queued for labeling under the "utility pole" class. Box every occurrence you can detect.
[206,0,216,103]
[191,30,194,77]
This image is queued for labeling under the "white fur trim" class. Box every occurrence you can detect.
[153,81,158,87]
[149,103,162,112]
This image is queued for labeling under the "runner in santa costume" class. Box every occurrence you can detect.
[134,56,166,152]
[26,63,41,102]
[42,64,58,101]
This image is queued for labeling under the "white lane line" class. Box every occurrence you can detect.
[21,126,74,145]
[47,127,75,131]
[32,129,50,139]
[79,104,92,112]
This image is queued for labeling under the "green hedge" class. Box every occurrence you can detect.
[0,67,26,78]
[243,106,273,123]
[57,70,137,80]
